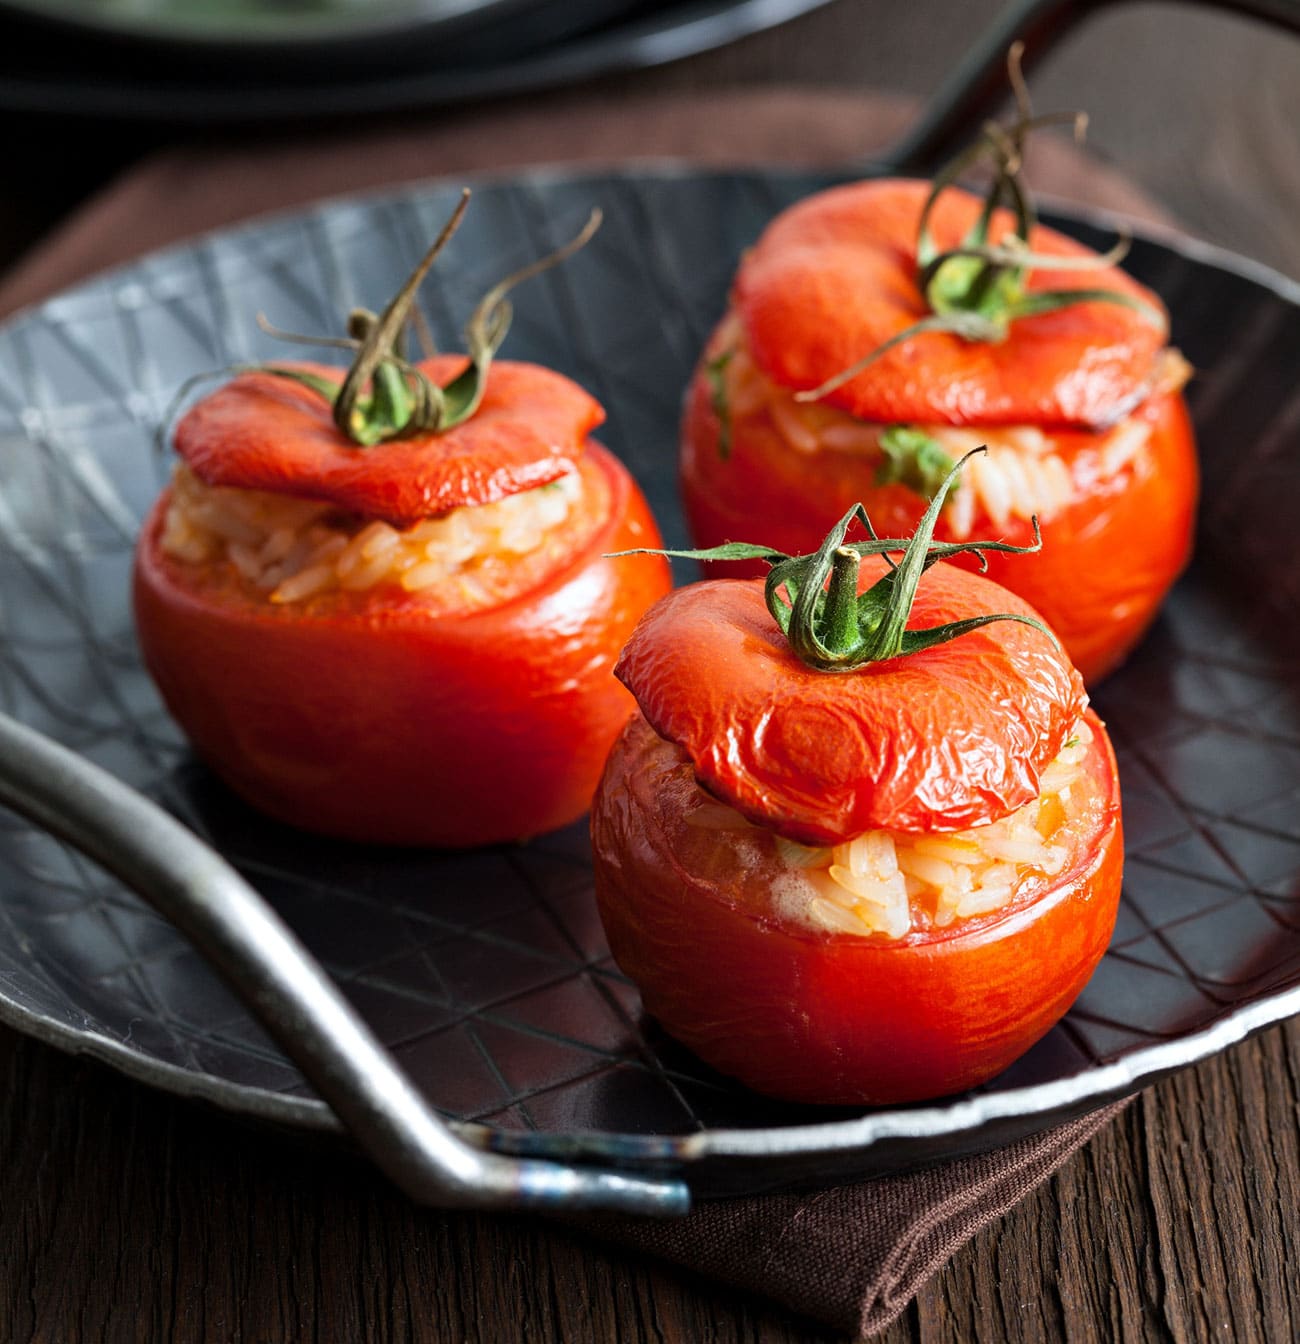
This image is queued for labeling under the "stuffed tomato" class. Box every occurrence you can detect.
[592,474,1122,1104]
[681,104,1197,685]
[134,199,670,847]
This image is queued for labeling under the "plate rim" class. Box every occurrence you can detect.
[0,0,580,49]
[2,161,1299,1174]
[0,0,839,123]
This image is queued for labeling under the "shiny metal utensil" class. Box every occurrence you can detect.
[0,710,688,1216]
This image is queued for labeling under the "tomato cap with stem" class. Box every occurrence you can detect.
[618,447,1054,673]
[793,44,1164,408]
[251,190,602,446]
[168,191,610,524]
[613,449,1086,841]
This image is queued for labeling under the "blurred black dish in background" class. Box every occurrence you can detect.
[0,0,836,121]
[0,0,645,74]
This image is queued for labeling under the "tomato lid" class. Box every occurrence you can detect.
[174,356,604,526]
[734,179,1167,429]
[616,559,1087,843]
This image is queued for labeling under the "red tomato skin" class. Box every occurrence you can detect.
[680,356,1198,684]
[616,568,1085,844]
[591,710,1122,1104]
[176,358,605,526]
[133,443,670,846]
[735,179,1166,428]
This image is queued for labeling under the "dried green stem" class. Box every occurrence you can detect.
[331,190,471,442]
[611,448,1056,672]
[797,44,1165,407]
[240,190,602,448]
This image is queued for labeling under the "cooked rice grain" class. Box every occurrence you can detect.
[712,316,1184,539]
[708,718,1097,939]
[161,464,583,606]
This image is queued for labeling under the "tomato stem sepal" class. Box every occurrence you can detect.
[613,448,1057,672]
[792,44,1165,408]
[235,190,602,448]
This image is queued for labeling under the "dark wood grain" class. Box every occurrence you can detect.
[2,2,1298,1340]
[7,1021,1300,1342]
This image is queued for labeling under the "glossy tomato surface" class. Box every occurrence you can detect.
[681,338,1198,684]
[734,179,1167,428]
[134,442,670,846]
[592,710,1122,1105]
[614,566,1085,844]
[682,177,1200,684]
[176,357,604,524]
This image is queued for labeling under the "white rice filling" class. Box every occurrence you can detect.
[160,463,583,606]
[715,314,1187,539]
[685,719,1095,939]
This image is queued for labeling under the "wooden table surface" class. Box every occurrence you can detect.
[3,2,1299,1340]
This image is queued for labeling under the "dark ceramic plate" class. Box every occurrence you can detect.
[0,0,629,49]
[0,0,834,123]
[1,167,1298,1197]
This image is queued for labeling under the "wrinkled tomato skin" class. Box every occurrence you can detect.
[616,568,1085,843]
[680,358,1198,684]
[592,710,1122,1105]
[735,180,1166,428]
[133,443,670,847]
[176,358,604,525]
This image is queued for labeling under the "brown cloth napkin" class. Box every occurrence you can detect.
[0,88,1158,1338]
[589,1101,1126,1336]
